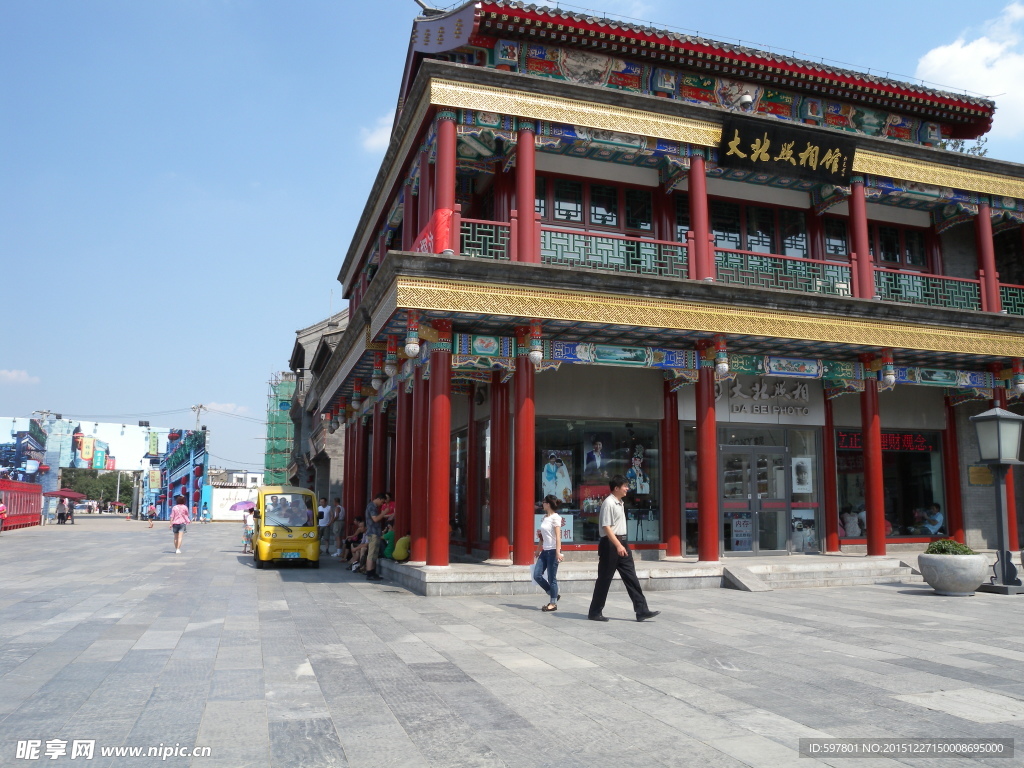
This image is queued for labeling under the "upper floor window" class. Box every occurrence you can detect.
[870,224,928,270]
[710,200,807,258]
[535,175,653,234]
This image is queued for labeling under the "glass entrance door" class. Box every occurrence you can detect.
[721,447,790,554]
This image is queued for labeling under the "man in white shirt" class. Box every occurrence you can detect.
[317,498,333,553]
[330,497,346,557]
[588,474,659,623]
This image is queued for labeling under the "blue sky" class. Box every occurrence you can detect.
[3,0,1022,468]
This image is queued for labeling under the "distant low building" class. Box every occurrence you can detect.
[287,310,348,501]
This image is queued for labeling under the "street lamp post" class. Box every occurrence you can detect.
[970,406,1024,595]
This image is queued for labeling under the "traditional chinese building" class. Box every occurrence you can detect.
[321,0,1024,570]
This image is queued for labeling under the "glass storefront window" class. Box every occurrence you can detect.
[836,430,945,538]
[683,425,697,555]
[790,429,818,552]
[536,418,660,544]
[450,431,468,542]
[477,421,490,544]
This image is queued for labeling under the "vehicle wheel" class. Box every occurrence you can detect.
[254,551,264,570]
[309,559,320,569]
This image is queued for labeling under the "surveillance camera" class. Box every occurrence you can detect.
[739,93,753,107]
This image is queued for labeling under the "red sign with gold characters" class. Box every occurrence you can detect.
[718,115,854,183]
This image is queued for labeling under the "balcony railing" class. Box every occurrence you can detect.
[539,226,688,277]
[460,218,511,260]
[1001,284,1024,316]
[714,248,852,296]
[454,218,1008,314]
[874,268,981,311]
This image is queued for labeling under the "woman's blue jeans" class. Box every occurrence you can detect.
[533,549,559,602]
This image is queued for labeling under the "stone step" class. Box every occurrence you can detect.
[760,567,912,581]
[761,574,924,590]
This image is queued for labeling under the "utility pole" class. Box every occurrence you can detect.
[191,404,207,431]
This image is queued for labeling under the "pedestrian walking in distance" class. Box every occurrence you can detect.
[534,494,564,612]
[169,495,190,554]
[588,474,659,623]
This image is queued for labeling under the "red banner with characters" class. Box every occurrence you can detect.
[412,208,453,254]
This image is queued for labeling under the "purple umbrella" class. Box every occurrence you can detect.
[229,500,256,511]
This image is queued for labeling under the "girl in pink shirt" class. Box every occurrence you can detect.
[169,495,190,553]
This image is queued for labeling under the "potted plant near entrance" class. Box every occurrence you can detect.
[918,539,990,596]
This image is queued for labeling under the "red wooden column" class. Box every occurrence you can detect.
[661,380,682,558]
[992,387,1019,550]
[515,121,538,263]
[427,320,453,566]
[353,416,368,520]
[489,371,511,560]
[465,384,479,554]
[417,146,431,241]
[394,374,413,539]
[410,364,429,563]
[343,417,354,533]
[849,178,875,300]
[943,397,966,545]
[696,358,719,561]
[512,327,536,565]
[859,366,887,556]
[688,154,712,281]
[371,400,387,498]
[976,201,1002,313]
[823,396,840,552]
[402,179,417,252]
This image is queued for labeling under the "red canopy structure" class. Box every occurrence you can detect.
[42,489,87,500]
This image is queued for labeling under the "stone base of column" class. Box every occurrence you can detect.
[482,558,514,566]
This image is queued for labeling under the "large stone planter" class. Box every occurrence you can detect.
[918,553,990,596]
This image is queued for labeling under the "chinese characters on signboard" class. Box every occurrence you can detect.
[717,377,811,416]
[836,431,940,452]
[718,115,855,183]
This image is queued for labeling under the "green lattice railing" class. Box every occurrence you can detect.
[874,268,981,311]
[714,249,852,296]
[540,227,688,277]
[460,219,511,260]
[1001,284,1024,316]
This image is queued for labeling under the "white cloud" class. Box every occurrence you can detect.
[206,402,249,415]
[360,111,395,153]
[916,3,1024,140]
[0,369,40,384]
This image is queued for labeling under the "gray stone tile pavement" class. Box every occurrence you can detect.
[1,518,1024,766]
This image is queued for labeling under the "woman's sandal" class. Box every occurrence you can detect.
[542,603,557,612]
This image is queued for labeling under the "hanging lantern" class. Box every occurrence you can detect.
[404,309,421,358]
[192,490,201,502]
[385,335,399,377]
[371,352,385,391]
[880,348,895,386]
[714,335,729,376]
[527,319,544,366]
[193,464,203,477]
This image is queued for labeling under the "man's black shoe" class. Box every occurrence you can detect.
[588,614,609,622]
[636,610,660,622]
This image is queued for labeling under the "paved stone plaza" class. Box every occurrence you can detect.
[1,518,1024,767]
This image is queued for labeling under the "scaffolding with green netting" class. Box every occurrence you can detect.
[265,372,296,485]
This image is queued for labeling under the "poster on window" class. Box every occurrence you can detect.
[792,457,813,494]
[534,513,575,544]
[540,449,574,506]
[731,515,754,551]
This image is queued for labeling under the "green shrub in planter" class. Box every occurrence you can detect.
[924,539,976,555]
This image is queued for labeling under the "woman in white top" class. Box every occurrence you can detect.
[533,495,564,612]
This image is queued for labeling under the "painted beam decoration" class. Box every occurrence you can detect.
[718,115,854,184]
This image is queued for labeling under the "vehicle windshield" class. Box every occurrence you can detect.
[261,494,315,527]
